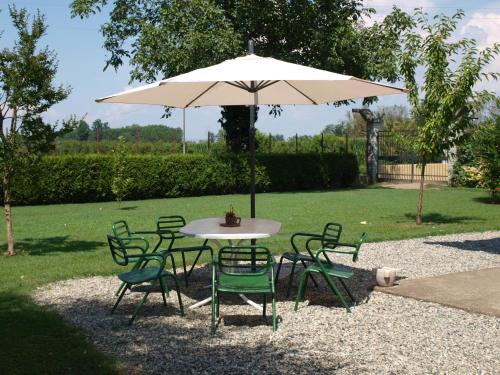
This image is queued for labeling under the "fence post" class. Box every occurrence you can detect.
[295,133,298,153]
[269,133,272,153]
[207,131,211,152]
[352,109,382,185]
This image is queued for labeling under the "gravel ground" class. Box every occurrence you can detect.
[34,231,500,374]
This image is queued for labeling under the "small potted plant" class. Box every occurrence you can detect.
[222,205,241,227]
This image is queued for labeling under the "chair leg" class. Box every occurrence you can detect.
[271,291,277,332]
[211,282,217,336]
[338,278,355,303]
[216,292,219,318]
[275,256,285,286]
[324,276,351,313]
[129,281,156,325]
[299,259,319,288]
[263,294,267,317]
[159,276,168,306]
[111,283,128,313]
[181,252,188,287]
[186,250,203,280]
[171,273,184,316]
[294,270,309,311]
[286,261,297,298]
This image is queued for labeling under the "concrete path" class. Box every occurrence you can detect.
[376,267,500,317]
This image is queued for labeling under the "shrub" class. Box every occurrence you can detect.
[5,152,358,205]
[473,121,500,203]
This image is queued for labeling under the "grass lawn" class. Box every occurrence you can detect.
[0,186,498,373]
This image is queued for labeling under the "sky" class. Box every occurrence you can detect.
[0,0,499,140]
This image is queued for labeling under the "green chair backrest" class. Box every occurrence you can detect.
[156,216,186,240]
[112,220,132,238]
[218,246,272,276]
[107,235,129,267]
[321,222,342,247]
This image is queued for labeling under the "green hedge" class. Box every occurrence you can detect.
[8,153,358,205]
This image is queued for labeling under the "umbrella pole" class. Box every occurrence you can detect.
[248,40,256,220]
[249,104,256,219]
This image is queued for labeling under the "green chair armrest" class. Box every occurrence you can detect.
[291,232,323,254]
[132,230,161,235]
[119,236,150,253]
[127,253,166,269]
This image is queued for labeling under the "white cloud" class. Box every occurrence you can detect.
[461,9,500,91]
[461,11,500,49]
[362,0,436,26]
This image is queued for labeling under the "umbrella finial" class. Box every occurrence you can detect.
[247,40,254,54]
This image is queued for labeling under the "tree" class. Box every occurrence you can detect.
[70,0,413,151]
[323,123,348,136]
[91,118,109,138]
[0,6,73,255]
[377,105,416,133]
[111,136,133,206]
[75,120,90,141]
[397,8,499,224]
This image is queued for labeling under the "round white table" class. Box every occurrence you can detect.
[180,217,281,310]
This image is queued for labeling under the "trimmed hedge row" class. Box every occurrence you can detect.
[8,153,358,205]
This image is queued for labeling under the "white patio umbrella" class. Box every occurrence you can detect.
[97,46,406,217]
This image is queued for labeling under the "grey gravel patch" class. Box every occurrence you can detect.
[33,231,500,374]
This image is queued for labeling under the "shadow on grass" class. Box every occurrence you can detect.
[472,196,498,204]
[403,212,483,224]
[118,206,138,211]
[2,236,105,256]
[0,292,118,374]
[424,237,500,255]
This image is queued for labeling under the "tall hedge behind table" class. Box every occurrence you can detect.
[5,152,358,205]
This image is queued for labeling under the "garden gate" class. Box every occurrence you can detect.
[377,131,448,182]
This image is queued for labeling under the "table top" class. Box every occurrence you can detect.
[180,217,281,240]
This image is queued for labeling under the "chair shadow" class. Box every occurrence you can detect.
[35,293,354,374]
[1,236,106,255]
[403,212,483,224]
[424,237,500,255]
[173,262,375,311]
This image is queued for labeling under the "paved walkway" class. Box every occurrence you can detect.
[376,267,500,317]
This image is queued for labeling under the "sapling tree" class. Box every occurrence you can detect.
[111,136,133,206]
[397,9,499,224]
[0,6,74,255]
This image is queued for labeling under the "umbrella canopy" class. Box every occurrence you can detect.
[96,54,406,107]
[97,52,406,219]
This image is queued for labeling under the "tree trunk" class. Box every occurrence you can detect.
[416,163,426,225]
[3,173,15,255]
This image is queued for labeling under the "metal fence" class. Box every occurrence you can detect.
[377,130,448,182]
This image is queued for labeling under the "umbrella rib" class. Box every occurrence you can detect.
[283,81,318,105]
[255,80,279,91]
[185,82,220,107]
[226,81,249,91]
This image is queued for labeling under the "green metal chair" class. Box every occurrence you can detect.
[294,232,367,313]
[211,245,277,336]
[275,222,343,297]
[112,220,160,296]
[154,216,213,287]
[107,235,184,325]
